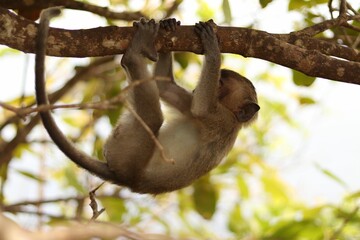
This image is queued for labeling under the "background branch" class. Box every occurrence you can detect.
[0,0,144,20]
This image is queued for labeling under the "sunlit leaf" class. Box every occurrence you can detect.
[288,0,308,10]
[228,204,248,235]
[292,70,316,87]
[196,0,215,20]
[266,220,323,239]
[174,52,195,69]
[93,136,105,160]
[262,170,289,203]
[222,0,232,24]
[260,0,273,8]
[0,162,9,189]
[315,0,329,4]
[62,115,86,128]
[0,48,21,56]
[104,82,123,126]
[237,176,250,199]
[13,143,32,159]
[346,191,360,201]
[16,170,45,182]
[192,176,218,219]
[100,196,126,221]
[299,96,316,105]
[105,108,122,126]
[64,167,86,194]
[315,163,347,188]
[178,190,192,213]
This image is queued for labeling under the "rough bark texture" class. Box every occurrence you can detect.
[0,7,359,84]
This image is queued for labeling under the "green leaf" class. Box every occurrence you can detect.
[100,196,126,221]
[299,96,316,105]
[93,136,105,161]
[16,170,45,183]
[292,70,316,87]
[0,48,21,57]
[346,191,360,201]
[192,176,218,219]
[222,0,232,24]
[288,0,308,10]
[228,204,248,235]
[315,0,328,4]
[237,176,250,199]
[267,220,323,239]
[196,0,215,20]
[64,167,86,194]
[105,108,122,127]
[262,171,289,203]
[260,0,273,8]
[315,163,347,188]
[13,143,32,159]
[174,52,191,69]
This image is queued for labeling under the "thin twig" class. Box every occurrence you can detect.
[124,99,175,164]
[89,182,106,222]
[0,77,171,117]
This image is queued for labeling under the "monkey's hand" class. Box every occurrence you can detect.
[194,20,220,55]
[155,18,180,85]
[130,18,159,61]
[160,18,181,32]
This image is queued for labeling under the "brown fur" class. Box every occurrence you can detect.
[104,19,259,194]
[35,12,259,194]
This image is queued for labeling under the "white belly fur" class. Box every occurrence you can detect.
[144,117,200,179]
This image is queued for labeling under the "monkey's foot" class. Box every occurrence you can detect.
[131,18,159,61]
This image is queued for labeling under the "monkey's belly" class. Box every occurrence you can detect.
[143,118,201,190]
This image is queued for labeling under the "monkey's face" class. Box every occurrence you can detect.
[219,77,259,123]
[218,77,247,110]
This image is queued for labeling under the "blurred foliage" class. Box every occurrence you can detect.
[0,0,359,239]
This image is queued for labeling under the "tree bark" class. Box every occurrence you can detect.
[0,7,359,84]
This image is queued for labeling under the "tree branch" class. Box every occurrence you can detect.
[0,0,144,20]
[0,7,359,83]
[0,213,148,240]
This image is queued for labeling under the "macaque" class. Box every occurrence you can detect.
[35,8,259,194]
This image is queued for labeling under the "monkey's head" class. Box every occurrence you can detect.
[218,69,260,125]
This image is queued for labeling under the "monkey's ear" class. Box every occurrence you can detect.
[236,102,260,123]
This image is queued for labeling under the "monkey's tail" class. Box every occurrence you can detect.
[35,8,118,183]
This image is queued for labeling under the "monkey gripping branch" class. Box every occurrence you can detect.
[0,6,359,83]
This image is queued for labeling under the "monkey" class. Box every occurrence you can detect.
[35,8,260,194]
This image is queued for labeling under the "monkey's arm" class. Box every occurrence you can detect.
[154,52,192,114]
[191,21,221,117]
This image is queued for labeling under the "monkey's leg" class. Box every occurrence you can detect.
[104,19,163,185]
[154,52,192,114]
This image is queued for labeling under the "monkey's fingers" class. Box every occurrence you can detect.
[160,18,180,31]
[206,19,218,29]
[200,21,215,36]
[194,22,211,37]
